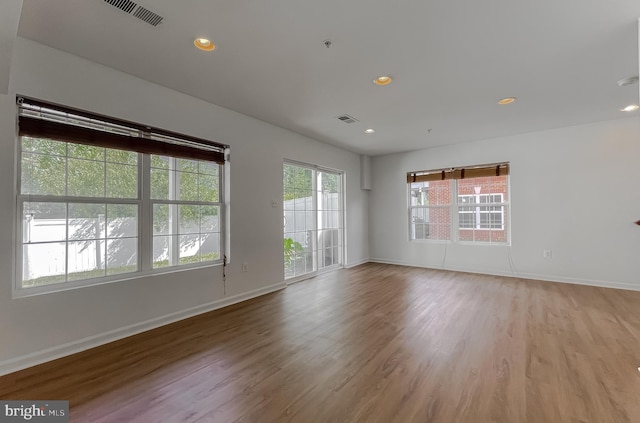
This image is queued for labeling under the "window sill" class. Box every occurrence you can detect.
[409,238,511,246]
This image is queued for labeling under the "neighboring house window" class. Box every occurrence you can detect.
[407,163,510,244]
[16,97,227,294]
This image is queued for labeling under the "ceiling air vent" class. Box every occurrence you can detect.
[103,0,164,27]
[104,0,137,14]
[336,114,358,124]
[133,6,163,26]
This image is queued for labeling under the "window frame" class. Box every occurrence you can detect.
[408,180,451,241]
[148,155,224,270]
[283,160,345,282]
[457,193,505,230]
[407,164,510,245]
[15,97,227,297]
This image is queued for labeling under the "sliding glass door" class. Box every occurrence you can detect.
[283,162,343,280]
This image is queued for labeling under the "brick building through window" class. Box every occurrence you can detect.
[409,165,509,244]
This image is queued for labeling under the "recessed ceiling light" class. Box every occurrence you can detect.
[365,128,375,134]
[620,104,639,112]
[194,38,215,51]
[498,97,516,105]
[373,76,392,86]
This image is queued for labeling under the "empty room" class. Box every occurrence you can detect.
[1,0,640,422]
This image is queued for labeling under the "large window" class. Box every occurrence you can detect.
[408,163,509,244]
[16,97,227,294]
[283,162,343,280]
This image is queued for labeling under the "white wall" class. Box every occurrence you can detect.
[0,38,369,374]
[0,0,21,94]
[370,117,640,290]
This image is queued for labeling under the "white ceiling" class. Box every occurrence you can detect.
[16,0,640,155]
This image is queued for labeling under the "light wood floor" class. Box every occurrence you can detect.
[2,263,640,422]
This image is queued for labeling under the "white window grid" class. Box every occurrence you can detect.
[408,178,510,243]
[150,155,222,269]
[408,181,451,241]
[16,139,224,295]
[458,193,505,230]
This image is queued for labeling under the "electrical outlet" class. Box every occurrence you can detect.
[543,250,552,259]
[271,200,278,208]
[242,262,248,272]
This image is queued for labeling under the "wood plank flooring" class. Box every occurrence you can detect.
[2,263,640,422]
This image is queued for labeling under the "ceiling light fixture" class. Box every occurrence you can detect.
[194,38,215,51]
[498,97,516,105]
[365,128,375,134]
[373,76,392,86]
[620,104,639,112]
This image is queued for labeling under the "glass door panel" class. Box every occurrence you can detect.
[284,163,343,280]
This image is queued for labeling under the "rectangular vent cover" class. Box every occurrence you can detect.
[133,6,163,26]
[336,114,358,124]
[103,0,164,27]
[104,0,137,14]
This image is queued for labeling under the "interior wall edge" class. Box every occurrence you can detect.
[344,258,370,269]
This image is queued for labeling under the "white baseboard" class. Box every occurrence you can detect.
[0,281,286,377]
[345,258,370,268]
[509,271,640,292]
[368,258,640,292]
